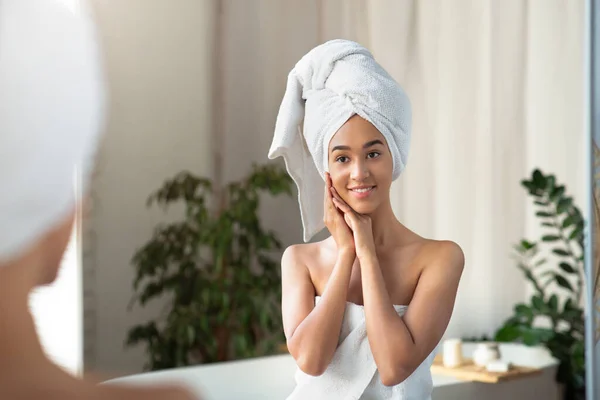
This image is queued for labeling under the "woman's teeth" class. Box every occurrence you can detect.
[352,187,374,193]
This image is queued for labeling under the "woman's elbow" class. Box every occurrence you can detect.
[379,364,413,387]
[297,356,328,377]
[288,340,329,377]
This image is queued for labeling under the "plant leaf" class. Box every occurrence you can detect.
[548,294,558,312]
[532,170,546,189]
[557,198,573,213]
[534,258,547,267]
[569,228,582,241]
[550,186,565,201]
[515,304,534,319]
[539,270,555,279]
[494,325,523,342]
[542,235,560,242]
[552,249,570,256]
[563,298,574,312]
[554,274,574,292]
[531,295,545,312]
[522,327,555,346]
[562,215,576,228]
[520,240,536,250]
[187,326,195,345]
[558,262,576,274]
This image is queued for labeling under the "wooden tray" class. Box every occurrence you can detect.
[430,355,542,383]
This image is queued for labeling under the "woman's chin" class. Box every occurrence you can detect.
[348,200,377,215]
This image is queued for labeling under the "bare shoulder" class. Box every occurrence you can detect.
[282,242,315,264]
[281,240,325,272]
[418,239,465,276]
[281,243,304,267]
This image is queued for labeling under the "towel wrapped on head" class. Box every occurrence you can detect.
[268,39,412,242]
[0,0,105,264]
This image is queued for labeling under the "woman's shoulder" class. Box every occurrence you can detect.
[281,237,334,269]
[415,239,465,271]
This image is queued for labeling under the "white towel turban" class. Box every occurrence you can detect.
[268,39,412,242]
[0,0,105,264]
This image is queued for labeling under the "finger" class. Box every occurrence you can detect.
[325,193,333,210]
[330,187,348,206]
[344,213,353,228]
[324,185,334,216]
[324,175,332,199]
[331,188,358,217]
[332,197,353,214]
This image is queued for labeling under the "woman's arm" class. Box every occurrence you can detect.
[330,188,465,386]
[281,244,355,376]
[360,241,464,386]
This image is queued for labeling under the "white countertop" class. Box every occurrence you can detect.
[106,342,560,400]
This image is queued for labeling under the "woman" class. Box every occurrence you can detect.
[0,1,196,398]
[269,40,464,399]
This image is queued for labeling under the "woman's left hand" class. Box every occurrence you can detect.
[330,187,376,259]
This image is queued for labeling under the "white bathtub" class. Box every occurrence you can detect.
[106,343,560,400]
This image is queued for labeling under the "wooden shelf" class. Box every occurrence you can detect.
[430,355,542,383]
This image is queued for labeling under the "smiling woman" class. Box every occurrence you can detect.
[268,39,464,400]
[328,116,394,215]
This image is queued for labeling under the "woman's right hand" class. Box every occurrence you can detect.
[324,172,355,255]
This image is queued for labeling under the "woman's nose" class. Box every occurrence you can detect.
[350,160,370,181]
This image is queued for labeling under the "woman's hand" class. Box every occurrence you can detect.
[330,187,376,259]
[324,173,355,255]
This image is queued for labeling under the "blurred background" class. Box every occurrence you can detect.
[29,0,595,398]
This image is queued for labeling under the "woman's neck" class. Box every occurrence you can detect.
[366,199,419,249]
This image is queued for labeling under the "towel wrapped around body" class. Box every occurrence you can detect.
[286,297,436,400]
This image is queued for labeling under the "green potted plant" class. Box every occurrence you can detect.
[125,163,293,370]
[494,169,585,400]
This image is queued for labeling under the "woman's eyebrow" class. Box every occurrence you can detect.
[331,144,350,152]
[331,139,384,153]
[363,139,384,148]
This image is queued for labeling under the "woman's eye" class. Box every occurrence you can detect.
[336,156,349,163]
[367,151,381,159]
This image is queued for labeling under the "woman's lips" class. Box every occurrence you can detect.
[348,186,376,199]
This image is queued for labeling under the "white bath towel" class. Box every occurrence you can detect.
[0,0,105,263]
[286,297,436,400]
[268,39,412,242]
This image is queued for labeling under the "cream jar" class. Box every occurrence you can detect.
[473,342,501,367]
[442,338,464,368]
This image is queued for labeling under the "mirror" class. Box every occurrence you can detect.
[24,1,595,399]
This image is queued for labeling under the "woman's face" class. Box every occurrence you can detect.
[39,209,77,285]
[327,115,393,215]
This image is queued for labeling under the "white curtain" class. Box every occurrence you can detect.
[220,0,586,340]
[365,0,585,338]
